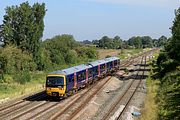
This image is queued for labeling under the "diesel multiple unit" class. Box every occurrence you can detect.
[46,57,120,98]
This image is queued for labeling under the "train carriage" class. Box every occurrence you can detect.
[46,57,120,98]
[88,59,107,78]
[104,57,120,71]
[46,64,92,97]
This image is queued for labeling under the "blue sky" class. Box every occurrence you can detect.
[0,0,179,41]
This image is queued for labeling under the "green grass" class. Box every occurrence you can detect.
[139,76,160,120]
[0,72,46,100]
[119,48,143,59]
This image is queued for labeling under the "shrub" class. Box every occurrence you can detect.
[0,46,36,83]
[75,46,97,60]
[13,69,31,84]
[65,50,78,64]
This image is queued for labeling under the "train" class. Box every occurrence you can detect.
[45,57,120,98]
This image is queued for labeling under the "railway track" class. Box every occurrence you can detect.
[0,49,154,120]
[101,56,146,120]
[0,91,44,112]
[49,76,112,120]
[0,91,46,119]
[48,56,142,120]
[118,56,147,120]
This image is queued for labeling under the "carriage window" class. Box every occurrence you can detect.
[78,74,81,80]
[77,72,86,80]
[101,64,105,70]
[95,67,98,73]
[89,69,93,77]
[82,72,86,79]
[114,60,117,65]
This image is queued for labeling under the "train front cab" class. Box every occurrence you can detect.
[46,74,66,97]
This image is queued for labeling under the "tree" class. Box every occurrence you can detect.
[128,36,142,48]
[95,36,122,49]
[158,35,168,47]
[156,8,180,119]
[141,36,153,48]
[0,2,46,69]
[166,8,180,62]
[98,36,112,49]
[113,36,122,49]
[92,40,99,46]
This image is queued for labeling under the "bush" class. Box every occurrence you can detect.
[0,46,36,83]
[156,52,168,68]
[157,70,180,120]
[75,46,97,60]
[13,69,31,84]
[65,50,78,64]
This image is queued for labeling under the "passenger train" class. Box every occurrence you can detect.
[46,57,120,98]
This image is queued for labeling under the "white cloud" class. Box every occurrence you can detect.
[86,0,180,9]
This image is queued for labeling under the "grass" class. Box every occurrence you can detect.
[97,49,120,59]
[139,75,160,120]
[0,71,46,100]
[119,48,143,59]
[97,48,145,60]
[139,51,160,120]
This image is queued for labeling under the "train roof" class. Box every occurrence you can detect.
[104,56,120,62]
[88,59,107,66]
[50,64,92,75]
[49,57,120,75]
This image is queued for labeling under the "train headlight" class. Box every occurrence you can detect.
[46,87,51,91]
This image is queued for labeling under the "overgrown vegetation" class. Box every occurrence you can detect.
[139,71,159,120]
[146,7,180,120]
[42,34,97,71]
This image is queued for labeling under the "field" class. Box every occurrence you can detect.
[0,72,46,101]
[97,48,148,59]
[138,74,159,120]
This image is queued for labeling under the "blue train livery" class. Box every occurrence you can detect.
[46,57,120,97]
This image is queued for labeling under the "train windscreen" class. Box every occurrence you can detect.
[46,76,64,87]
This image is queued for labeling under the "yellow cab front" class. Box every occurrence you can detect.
[46,74,66,97]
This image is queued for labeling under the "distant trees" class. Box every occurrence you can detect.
[92,36,122,49]
[141,36,153,48]
[128,36,142,48]
[92,35,168,49]
[158,36,168,47]
[113,36,122,49]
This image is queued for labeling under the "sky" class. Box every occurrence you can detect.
[0,0,179,41]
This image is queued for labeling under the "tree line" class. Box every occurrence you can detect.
[81,35,168,49]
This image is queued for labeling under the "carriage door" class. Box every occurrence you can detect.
[73,72,77,89]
